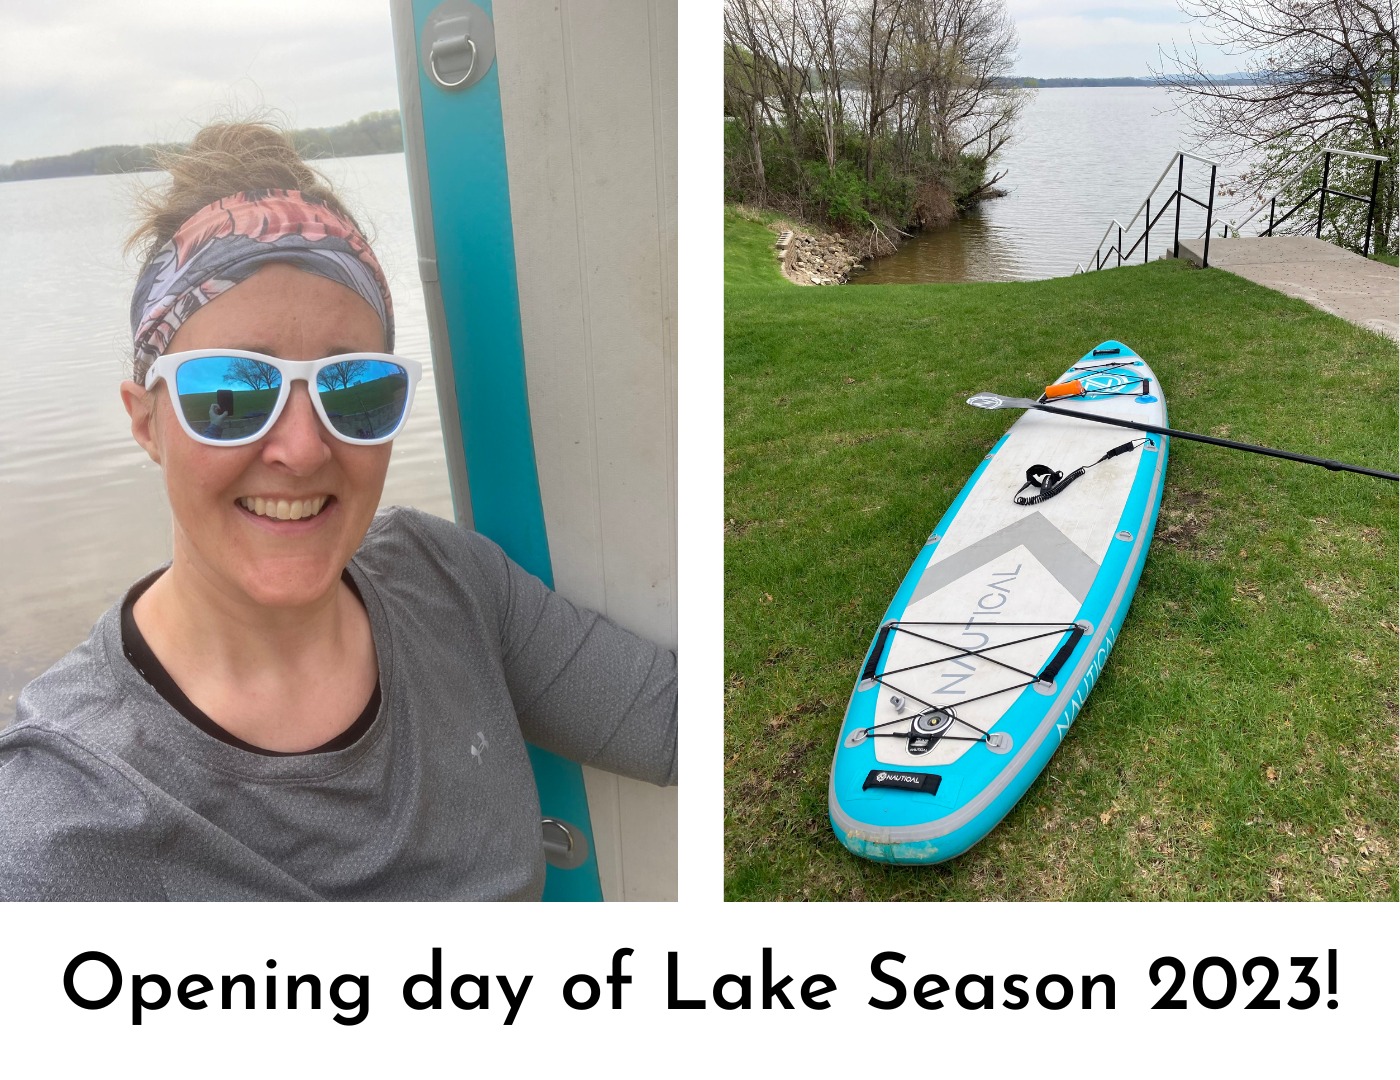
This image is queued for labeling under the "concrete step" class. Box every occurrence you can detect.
[1175,235,1369,268]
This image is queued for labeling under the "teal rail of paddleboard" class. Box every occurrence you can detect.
[396,0,603,901]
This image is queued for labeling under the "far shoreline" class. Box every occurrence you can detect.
[1,110,404,185]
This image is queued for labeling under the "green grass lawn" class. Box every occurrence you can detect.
[179,387,280,424]
[724,208,1398,902]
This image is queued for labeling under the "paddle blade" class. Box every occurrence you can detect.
[966,393,1037,411]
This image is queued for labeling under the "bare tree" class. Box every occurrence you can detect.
[318,359,370,392]
[852,0,910,183]
[795,0,852,172]
[226,357,279,391]
[723,0,1023,233]
[1156,0,1397,254]
[905,0,1025,196]
[756,0,817,157]
[724,1,778,201]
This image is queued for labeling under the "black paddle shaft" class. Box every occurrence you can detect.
[988,397,1399,482]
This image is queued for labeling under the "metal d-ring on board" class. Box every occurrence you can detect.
[430,34,477,87]
[421,0,497,92]
[541,816,590,871]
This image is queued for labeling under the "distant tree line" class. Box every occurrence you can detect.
[0,110,404,184]
[289,110,404,161]
[1018,77,1156,88]
[724,0,1025,245]
[1015,74,1261,88]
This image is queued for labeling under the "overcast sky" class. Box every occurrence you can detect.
[1011,0,1227,78]
[1,0,1231,164]
[0,0,401,162]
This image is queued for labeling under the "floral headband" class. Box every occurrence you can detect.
[130,188,394,375]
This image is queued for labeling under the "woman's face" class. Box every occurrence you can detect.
[121,264,391,608]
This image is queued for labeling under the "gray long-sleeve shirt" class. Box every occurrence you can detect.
[0,507,676,900]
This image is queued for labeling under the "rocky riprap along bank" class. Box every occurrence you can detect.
[775,227,861,285]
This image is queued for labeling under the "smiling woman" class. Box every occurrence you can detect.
[0,122,677,900]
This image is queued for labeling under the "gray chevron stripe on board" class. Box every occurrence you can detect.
[910,512,1100,606]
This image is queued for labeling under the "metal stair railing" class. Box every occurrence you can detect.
[1076,146,1389,275]
[1075,150,1220,272]
[1252,148,1387,256]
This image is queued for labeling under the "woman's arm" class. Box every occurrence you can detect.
[389,508,677,786]
[495,554,677,787]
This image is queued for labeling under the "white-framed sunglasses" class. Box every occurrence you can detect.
[144,349,423,447]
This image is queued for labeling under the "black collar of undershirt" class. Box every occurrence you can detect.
[120,568,381,757]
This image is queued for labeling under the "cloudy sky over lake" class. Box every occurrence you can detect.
[1011,0,1226,79]
[1,0,1230,163]
[0,0,400,162]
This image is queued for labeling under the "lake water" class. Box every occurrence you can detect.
[850,87,1230,284]
[0,153,454,725]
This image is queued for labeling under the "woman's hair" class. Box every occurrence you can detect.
[126,120,364,267]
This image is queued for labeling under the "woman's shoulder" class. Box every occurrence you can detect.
[0,711,167,900]
[348,507,536,645]
[355,506,514,590]
[11,611,127,739]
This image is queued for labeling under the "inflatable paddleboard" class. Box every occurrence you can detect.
[829,341,1167,864]
[392,0,677,900]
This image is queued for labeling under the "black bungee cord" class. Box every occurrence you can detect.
[852,620,1087,755]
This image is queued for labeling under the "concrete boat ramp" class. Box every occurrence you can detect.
[1173,236,1398,341]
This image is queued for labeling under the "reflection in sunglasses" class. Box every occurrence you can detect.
[176,355,282,440]
[319,362,409,440]
[173,355,409,443]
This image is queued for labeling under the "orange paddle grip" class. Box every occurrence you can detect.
[1044,380,1083,399]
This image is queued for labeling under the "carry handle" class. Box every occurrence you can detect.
[1044,379,1083,399]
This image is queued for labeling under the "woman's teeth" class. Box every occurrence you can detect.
[239,496,328,521]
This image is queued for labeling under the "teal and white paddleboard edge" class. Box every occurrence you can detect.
[829,341,1169,864]
[390,0,604,901]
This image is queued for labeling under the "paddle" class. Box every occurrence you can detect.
[965,393,1400,482]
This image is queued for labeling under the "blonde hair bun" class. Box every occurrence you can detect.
[127,120,362,266]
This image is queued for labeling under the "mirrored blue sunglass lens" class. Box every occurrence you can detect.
[316,360,410,441]
[173,356,282,442]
